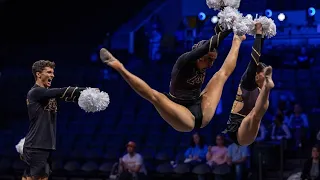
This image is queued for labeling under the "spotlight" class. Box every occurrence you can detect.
[308,7,316,17]
[246,14,253,20]
[211,16,218,23]
[278,13,285,22]
[265,9,273,18]
[198,12,206,21]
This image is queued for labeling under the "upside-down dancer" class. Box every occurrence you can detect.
[223,23,275,146]
[100,22,246,132]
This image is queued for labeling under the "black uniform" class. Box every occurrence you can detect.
[224,34,265,145]
[165,24,232,129]
[23,84,85,177]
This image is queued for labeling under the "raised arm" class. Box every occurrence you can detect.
[240,23,265,91]
[176,26,232,67]
[240,34,265,90]
[29,86,86,102]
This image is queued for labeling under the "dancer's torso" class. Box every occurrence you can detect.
[169,53,205,101]
[24,84,57,150]
[231,85,260,117]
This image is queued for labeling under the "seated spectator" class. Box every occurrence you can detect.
[206,134,229,180]
[301,145,320,180]
[119,141,147,180]
[271,111,291,141]
[184,132,208,165]
[227,143,248,180]
[255,123,267,143]
[288,103,309,148]
[295,47,314,69]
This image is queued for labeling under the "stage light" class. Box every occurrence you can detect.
[265,9,272,18]
[278,13,285,22]
[198,12,206,21]
[246,14,253,20]
[211,16,218,23]
[308,7,316,17]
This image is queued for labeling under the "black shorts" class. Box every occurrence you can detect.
[22,147,52,177]
[222,113,245,145]
[164,93,203,129]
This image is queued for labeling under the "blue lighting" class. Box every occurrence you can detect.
[265,9,272,18]
[308,7,316,16]
[198,12,206,21]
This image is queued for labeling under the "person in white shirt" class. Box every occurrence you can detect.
[119,141,147,180]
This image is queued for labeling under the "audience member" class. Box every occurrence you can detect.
[119,141,147,180]
[206,134,230,180]
[288,103,309,148]
[301,145,320,180]
[295,47,314,69]
[148,22,162,62]
[255,123,267,143]
[184,132,208,165]
[184,132,208,180]
[227,143,248,180]
[271,111,291,140]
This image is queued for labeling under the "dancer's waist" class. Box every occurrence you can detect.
[166,90,201,105]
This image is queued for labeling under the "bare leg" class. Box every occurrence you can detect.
[237,66,274,146]
[200,35,246,127]
[100,48,195,132]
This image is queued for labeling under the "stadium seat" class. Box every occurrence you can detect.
[52,159,65,176]
[156,163,173,174]
[192,164,211,175]
[64,161,81,173]
[99,162,115,178]
[174,163,191,174]
[81,161,99,172]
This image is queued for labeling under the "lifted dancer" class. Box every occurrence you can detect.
[224,23,275,146]
[100,23,246,132]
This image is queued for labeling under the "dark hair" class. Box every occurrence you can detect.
[257,62,267,73]
[216,134,225,141]
[32,60,55,79]
[192,40,218,53]
[190,132,205,149]
[312,144,320,153]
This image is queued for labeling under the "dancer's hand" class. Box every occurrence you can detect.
[233,34,246,42]
[255,23,263,35]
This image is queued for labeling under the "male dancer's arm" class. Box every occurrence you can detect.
[30,86,86,102]
[179,24,232,64]
[240,34,265,91]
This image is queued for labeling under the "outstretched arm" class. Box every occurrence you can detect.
[240,34,264,91]
[29,86,86,102]
[176,26,232,66]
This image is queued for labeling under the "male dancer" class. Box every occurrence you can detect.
[23,60,87,180]
[100,23,246,132]
[224,23,275,146]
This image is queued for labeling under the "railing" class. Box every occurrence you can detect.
[257,139,285,180]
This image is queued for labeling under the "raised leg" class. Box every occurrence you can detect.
[237,66,274,145]
[200,35,245,128]
[100,48,195,132]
